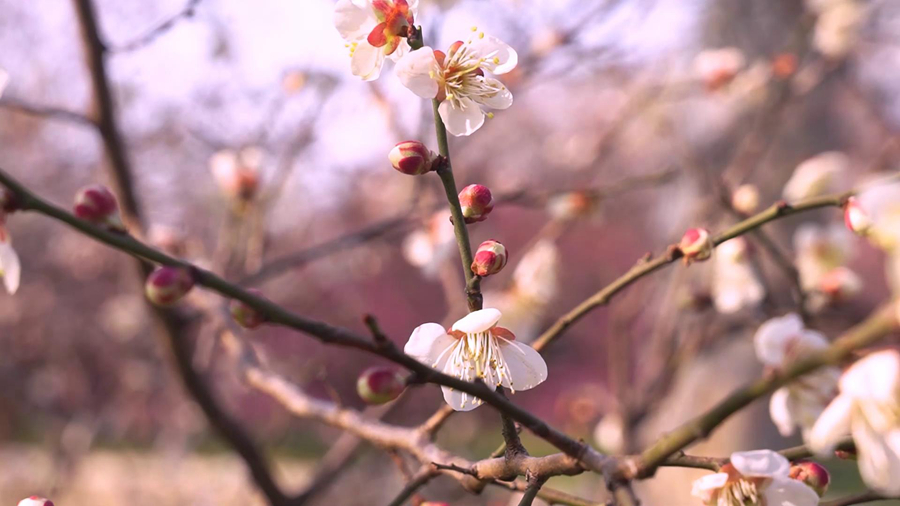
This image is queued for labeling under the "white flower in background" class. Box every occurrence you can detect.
[405,308,547,411]
[783,152,848,202]
[0,219,21,294]
[731,184,760,214]
[854,177,900,251]
[691,450,820,506]
[809,350,900,495]
[794,223,859,311]
[333,0,418,81]
[401,210,456,277]
[0,68,9,97]
[712,237,764,314]
[209,147,263,201]
[593,412,626,454]
[813,1,864,60]
[546,190,599,222]
[18,497,54,506]
[483,239,559,342]
[396,32,517,136]
[692,47,746,91]
[754,314,839,442]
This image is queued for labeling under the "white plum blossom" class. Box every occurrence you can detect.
[692,47,746,90]
[754,314,839,442]
[712,237,764,314]
[813,1,865,60]
[783,152,848,202]
[396,32,517,136]
[405,308,547,411]
[809,350,900,495]
[0,219,20,294]
[691,450,820,506]
[854,176,900,251]
[593,412,626,454]
[794,223,859,311]
[333,0,418,81]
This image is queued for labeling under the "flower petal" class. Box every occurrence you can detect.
[691,473,728,498]
[350,41,385,81]
[438,97,485,137]
[761,476,821,506]
[395,47,440,98]
[476,77,513,109]
[467,36,518,74]
[452,308,502,334]
[0,240,21,295]
[770,387,797,437]
[808,393,854,455]
[729,449,790,478]
[498,339,547,391]
[852,417,900,495]
[404,322,454,364]
[334,0,377,42]
[441,360,483,411]
[840,350,900,402]
[753,313,805,366]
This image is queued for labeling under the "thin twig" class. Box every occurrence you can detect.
[386,467,439,506]
[0,98,97,127]
[107,0,202,53]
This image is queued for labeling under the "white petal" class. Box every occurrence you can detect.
[404,323,454,364]
[840,350,900,402]
[452,308,502,334]
[852,417,900,495]
[440,360,483,411]
[753,313,805,366]
[476,77,513,109]
[498,339,548,391]
[438,97,485,137]
[808,394,854,455]
[467,36,518,74]
[386,38,411,62]
[691,473,729,497]
[761,477,821,506]
[395,47,440,98]
[729,449,790,478]
[350,42,385,81]
[770,387,797,437]
[0,240,21,294]
[333,0,376,41]
[0,68,9,98]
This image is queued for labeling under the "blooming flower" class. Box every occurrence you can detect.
[691,450,820,506]
[209,147,262,201]
[853,176,900,251]
[793,223,860,311]
[712,237,764,314]
[396,32,517,136]
[692,47,746,91]
[809,350,900,495]
[402,210,456,277]
[0,218,21,294]
[404,308,547,411]
[783,152,848,202]
[333,0,418,81]
[754,314,840,442]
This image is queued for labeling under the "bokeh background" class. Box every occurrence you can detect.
[1,0,899,504]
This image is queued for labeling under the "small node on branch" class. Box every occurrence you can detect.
[230,289,268,329]
[363,313,390,346]
[775,199,793,213]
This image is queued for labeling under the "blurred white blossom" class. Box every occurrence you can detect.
[209,147,263,201]
[401,210,456,277]
[693,47,746,91]
[593,412,626,454]
[712,237,764,314]
[794,223,859,311]
[854,176,900,251]
[0,220,20,294]
[783,152,849,202]
[813,1,865,60]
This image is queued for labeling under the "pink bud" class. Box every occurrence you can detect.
[679,228,713,263]
[73,184,125,232]
[357,367,405,404]
[388,141,438,175]
[145,266,195,306]
[731,184,760,214]
[843,197,870,236]
[459,184,494,223]
[471,240,508,277]
[789,462,830,497]
[230,289,267,329]
[18,497,54,506]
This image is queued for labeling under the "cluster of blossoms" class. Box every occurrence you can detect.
[692,450,825,506]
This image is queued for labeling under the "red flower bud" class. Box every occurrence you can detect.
[388,141,438,175]
[145,266,195,306]
[459,184,494,223]
[471,240,508,277]
[789,461,830,497]
[18,497,54,506]
[230,289,267,329]
[73,184,125,232]
[843,197,870,236]
[679,228,713,263]
[357,366,405,404]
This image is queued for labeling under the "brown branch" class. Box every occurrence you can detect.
[386,466,439,506]
[0,97,97,127]
[517,474,548,506]
[821,492,892,506]
[107,0,202,53]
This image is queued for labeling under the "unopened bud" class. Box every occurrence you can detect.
[145,266,195,306]
[731,184,760,214]
[357,366,405,404]
[18,497,54,506]
[73,184,125,232]
[210,148,261,201]
[389,141,438,175]
[789,462,830,497]
[679,228,714,263]
[471,240,508,277]
[459,184,494,223]
[230,289,267,329]
[843,197,870,236]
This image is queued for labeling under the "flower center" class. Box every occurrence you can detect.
[718,478,760,506]
[437,328,514,409]
[432,33,506,108]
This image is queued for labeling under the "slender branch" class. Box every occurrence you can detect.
[107,0,202,53]
[821,492,892,506]
[488,480,605,506]
[619,305,898,480]
[0,98,97,127]
[386,466,439,506]
[778,437,854,462]
[517,474,547,506]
